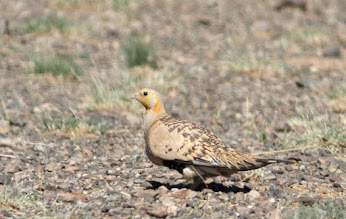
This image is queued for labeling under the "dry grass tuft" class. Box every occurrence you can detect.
[83,66,181,111]
[288,113,345,160]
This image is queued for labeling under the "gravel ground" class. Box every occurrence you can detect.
[0,0,345,218]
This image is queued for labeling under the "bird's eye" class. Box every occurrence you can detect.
[143,92,148,96]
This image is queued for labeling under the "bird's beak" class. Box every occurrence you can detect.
[130,93,139,100]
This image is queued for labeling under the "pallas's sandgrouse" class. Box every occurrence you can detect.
[133,88,294,189]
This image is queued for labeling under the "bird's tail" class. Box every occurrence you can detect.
[235,156,300,172]
[256,157,300,165]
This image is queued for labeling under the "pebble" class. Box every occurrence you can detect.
[299,165,306,171]
[333,182,341,188]
[106,195,122,202]
[0,210,11,217]
[4,161,21,173]
[322,47,341,57]
[58,191,86,203]
[340,174,346,182]
[45,183,57,191]
[101,205,116,213]
[247,190,261,201]
[58,182,72,190]
[295,80,310,88]
[297,194,319,206]
[271,166,284,174]
[147,206,168,218]
[106,169,117,175]
[274,122,292,132]
[264,173,277,180]
[9,118,26,127]
[122,202,135,208]
[0,174,11,185]
[35,144,46,152]
[167,205,178,216]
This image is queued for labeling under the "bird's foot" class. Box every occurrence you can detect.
[189,176,208,191]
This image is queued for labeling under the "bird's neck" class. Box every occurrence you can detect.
[143,100,167,135]
[145,97,165,115]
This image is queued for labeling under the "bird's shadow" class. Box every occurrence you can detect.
[147,180,251,193]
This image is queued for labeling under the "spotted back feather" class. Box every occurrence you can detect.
[146,115,279,172]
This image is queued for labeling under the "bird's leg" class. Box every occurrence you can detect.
[190,166,208,190]
[190,176,205,190]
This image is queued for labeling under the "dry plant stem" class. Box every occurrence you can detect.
[0,97,9,119]
[0,154,16,158]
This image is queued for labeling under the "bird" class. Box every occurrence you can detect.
[133,88,295,190]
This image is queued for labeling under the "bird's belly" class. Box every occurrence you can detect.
[145,145,164,166]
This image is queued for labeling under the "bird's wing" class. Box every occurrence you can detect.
[147,116,262,171]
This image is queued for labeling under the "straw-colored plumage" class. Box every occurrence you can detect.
[133,88,294,189]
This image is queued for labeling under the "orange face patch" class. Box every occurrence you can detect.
[153,96,162,114]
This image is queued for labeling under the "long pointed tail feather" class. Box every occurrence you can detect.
[256,157,300,165]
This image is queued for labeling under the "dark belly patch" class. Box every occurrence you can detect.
[162,160,187,174]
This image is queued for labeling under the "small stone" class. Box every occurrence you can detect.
[275,0,307,11]
[147,205,168,218]
[276,177,287,186]
[333,182,341,188]
[235,192,245,201]
[247,190,261,201]
[328,163,338,173]
[0,210,11,217]
[122,202,135,208]
[236,205,250,216]
[45,183,57,191]
[58,183,72,190]
[101,205,116,213]
[264,173,277,180]
[65,166,80,172]
[269,185,282,198]
[319,170,329,177]
[299,165,306,171]
[297,194,319,206]
[295,80,310,88]
[171,188,179,192]
[58,191,86,203]
[9,118,26,127]
[328,175,338,182]
[233,212,241,217]
[340,174,346,182]
[323,47,341,57]
[158,185,169,191]
[272,166,284,174]
[35,144,46,152]
[0,138,13,147]
[269,209,282,219]
[12,171,27,182]
[187,190,198,199]
[167,205,178,217]
[198,16,212,26]
[0,174,11,185]
[45,163,62,172]
[106,169,117,175]
[202,189,213,194]
[134,188,159,198]
[274,123,292,132]
[107,30,120,38]
[106,195,122,202]
[4,161,20,173]
[171,188,191,199]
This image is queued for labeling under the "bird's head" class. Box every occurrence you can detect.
[133,88,166,114]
